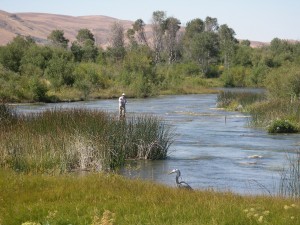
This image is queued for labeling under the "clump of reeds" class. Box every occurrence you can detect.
[0,108,173,174]
[279,150,300,198]
[249,99,300,131]
[217,90,266,111]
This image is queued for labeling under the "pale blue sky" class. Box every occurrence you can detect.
[1,0,300,42]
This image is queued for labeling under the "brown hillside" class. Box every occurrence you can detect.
[0,10,136,47]
[0,10,267,48]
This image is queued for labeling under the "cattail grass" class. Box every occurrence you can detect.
[0,108,174,174]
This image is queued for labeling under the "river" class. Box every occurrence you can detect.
[14,93,300,195]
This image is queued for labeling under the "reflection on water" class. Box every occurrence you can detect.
[14,94,299,195]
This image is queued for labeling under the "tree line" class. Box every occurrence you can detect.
[1,10,300,102]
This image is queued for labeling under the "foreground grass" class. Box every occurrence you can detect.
[0,170,299,225]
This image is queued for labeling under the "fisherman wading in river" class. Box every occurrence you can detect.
[119,93,127,119]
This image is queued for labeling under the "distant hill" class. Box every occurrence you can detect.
[0,10,138,47]
[0,10,267,48]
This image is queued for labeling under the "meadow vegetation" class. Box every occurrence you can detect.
[0,170,299,225]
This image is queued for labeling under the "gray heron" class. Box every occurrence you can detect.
[168,169,193,190]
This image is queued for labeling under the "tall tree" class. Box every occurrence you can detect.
[76,28,95,45]
[132,19,148,46]
[218,24,237,69]
[164,17,181,64]
[185,18,205,39]
[47,30,69,49]
[183,18,205,60]
[151,11,166,64]
[190,32,219,74]
[108,21,125,61]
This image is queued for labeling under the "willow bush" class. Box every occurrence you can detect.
[0,106,173,174]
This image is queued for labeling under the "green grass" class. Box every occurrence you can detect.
[0,169,299,225]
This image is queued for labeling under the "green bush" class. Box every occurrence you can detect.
[268,119,298,133]
[221,66,250,87]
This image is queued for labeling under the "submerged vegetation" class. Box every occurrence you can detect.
[0,104,173,173]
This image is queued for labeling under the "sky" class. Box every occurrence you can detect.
[1,0,300,42]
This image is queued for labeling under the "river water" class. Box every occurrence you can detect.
[14,93,300,195]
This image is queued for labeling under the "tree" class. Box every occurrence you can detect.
[126,28,137,48]
[151,11,166,64]
[183,18,205,60]
[47,30,69,49]
[190,32,219,74]
[71,29,98,62]
[132,19,148,46]
[164,17,181,64]
[76,28,95,45]
[185,18,205,39]
[0,36,34,72]
[218,24,237,69]
[108,22,125,61]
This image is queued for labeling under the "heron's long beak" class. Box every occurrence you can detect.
[168,171,175,175]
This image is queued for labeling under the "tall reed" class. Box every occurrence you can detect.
[249,99,300,129]
[0,108,173,174]
[279,150,300,198]
[217,90,266,110]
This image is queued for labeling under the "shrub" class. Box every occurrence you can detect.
[268,119,298,133]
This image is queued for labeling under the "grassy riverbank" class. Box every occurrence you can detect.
[217,90,300,133]
[0,170,299,225]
